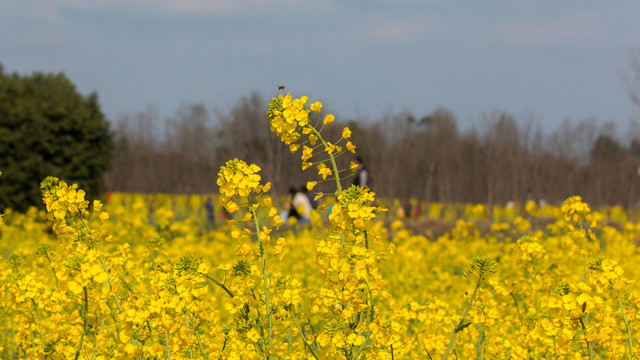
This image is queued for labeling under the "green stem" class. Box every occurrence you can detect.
[91,320,105,360]
[200,272,251,317]
[74,286,88,360]
[98,256,122,313]
[613,288,634,358]
[165,328,172,360]
[364,279,375,323]
[351,332,370,360]
[579,219,587,283]
[80,216,122,313]
[309,126,342,195]
[44,253,60,290]
[533,265,539,314]
[425,347,434,360]
[201,273,236,299]
[288,309,320,360]
[29,298,45,353]
[308,124,346,248]
[146,320,155,345]
[477,328,485,360]
[252,205,273,349]
[510,293,523,324]
[184,311,194,359]
[578,316,594,360]
[442,275,482,360]
[184,307,209,360]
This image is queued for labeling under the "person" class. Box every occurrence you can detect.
[301,185,318,210]
[353,156,371,189]
[288,186,312,223]
[205,197,215,223]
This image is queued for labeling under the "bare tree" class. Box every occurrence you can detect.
[104,91,639,208]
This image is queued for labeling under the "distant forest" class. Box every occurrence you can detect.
[105,92,640,208]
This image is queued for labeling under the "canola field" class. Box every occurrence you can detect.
[2,93,640,359]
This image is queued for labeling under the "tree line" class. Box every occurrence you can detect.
[0,65,113,212]
[104,92,640,208]
[3,62,640,212]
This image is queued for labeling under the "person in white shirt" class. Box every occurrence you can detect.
[353,156,371,189]
[289,186,312,222]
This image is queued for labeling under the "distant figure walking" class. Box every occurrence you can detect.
[353,156,371,189]
[205,197,215,223]
[289,186,312,223]
[301,185,318,210]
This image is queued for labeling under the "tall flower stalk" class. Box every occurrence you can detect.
[442,256,497,360]
[267,93,398,359]
[216,158,298,359]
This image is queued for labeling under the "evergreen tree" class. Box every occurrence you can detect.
[0,65,113,212]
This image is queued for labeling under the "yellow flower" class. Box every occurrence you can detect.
[310,101,322,113]
[94,270,108,283]
[561,196,590,223]
[332,333,346,347]
[269,206,278,217]
[348,334,364,346]
[317,333,331,347]
[307,181,317,191]
[323,114,335,126]
[309,134,318,145]
[318,163,332,180]
[346,141,356,153]
[524,200,537,215]
[246,328,261,342]
[226,200,239,213]
[342,127,351,139]
[68,280,84,295]
[369,322,380,334]
[124,343,142,357]
[562,294,577,311]
[301,146,313,162]
[350,161,358,173]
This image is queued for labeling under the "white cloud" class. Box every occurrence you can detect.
[482,11,600,45]
[26,0,331,16]
[0,0,66,24]
[159,0,324,14]
[28,1,68,24]
[355,15,428,42]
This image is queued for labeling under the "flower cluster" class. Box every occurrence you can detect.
[329,185,385,231]
[3,91,640,360]
[268,93,356,193]
[562,195,591,223]
[267,92,406,359]
[217,158,271,214]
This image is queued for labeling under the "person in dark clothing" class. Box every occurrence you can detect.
[205,197,215,223]
[301,185,318,210]
[353,156,371,189]
[288,186,312,223]
[288,187,301,220]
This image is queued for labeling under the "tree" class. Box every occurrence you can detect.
[589,134,624,205]
[0,66,113,212]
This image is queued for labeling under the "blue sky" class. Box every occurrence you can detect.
[2,0,640,132]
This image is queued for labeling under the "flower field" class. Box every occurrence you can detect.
[2,94,640,359]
